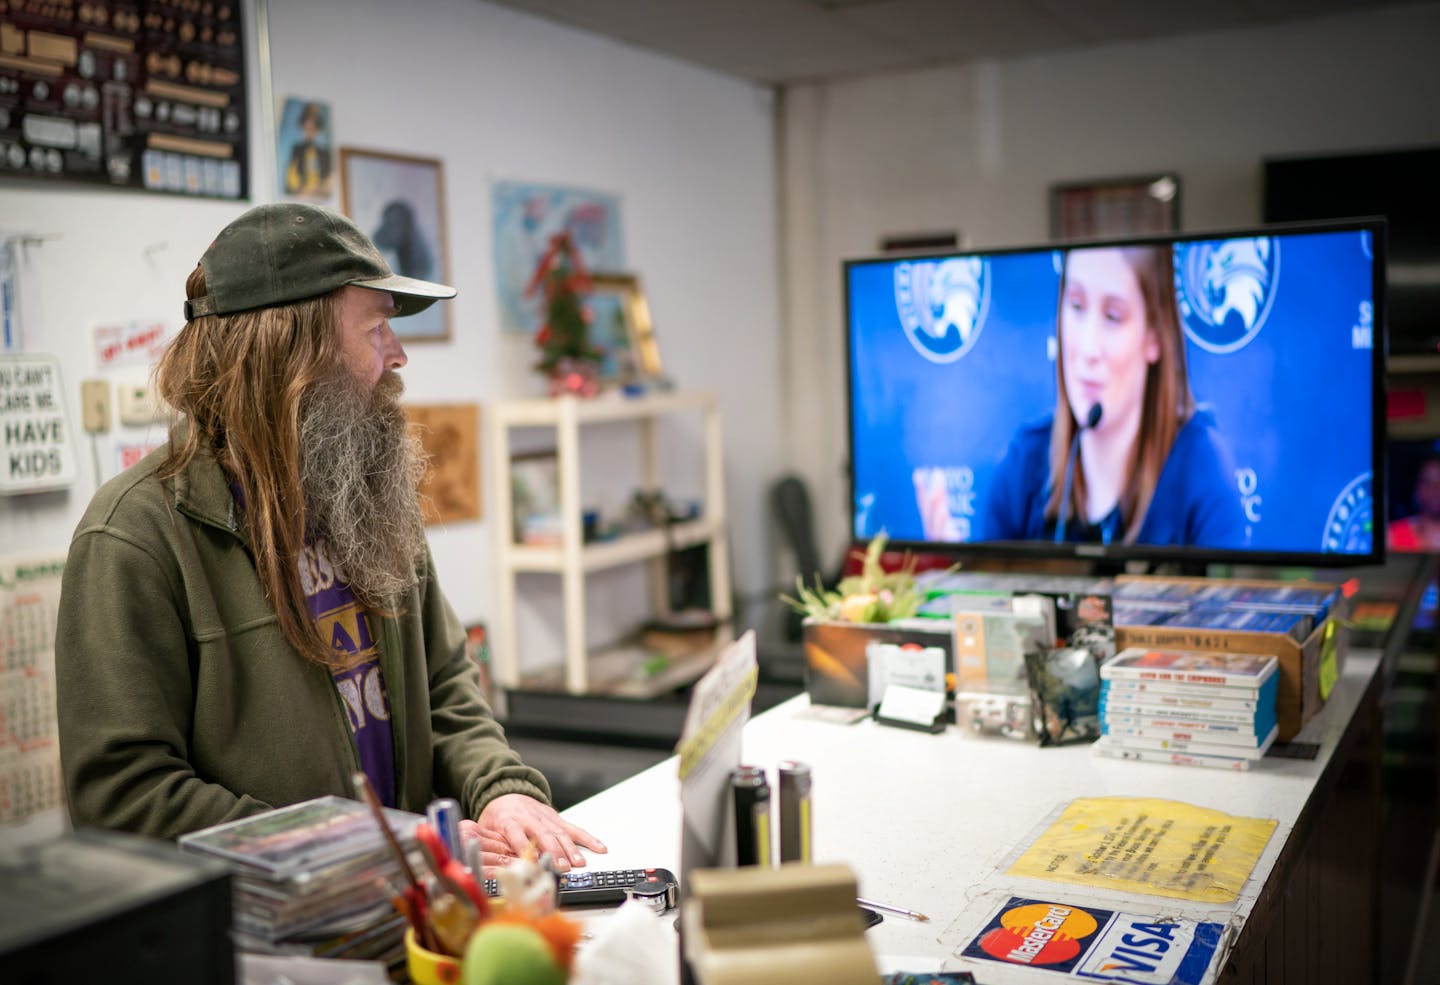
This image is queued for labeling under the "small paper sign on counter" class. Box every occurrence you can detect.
[1006,797,1277,904]
[677,630,758,889]
[956,894,1227,985]
[875,684,947,733]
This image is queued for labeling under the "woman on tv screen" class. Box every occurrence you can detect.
[927,245,1246,547]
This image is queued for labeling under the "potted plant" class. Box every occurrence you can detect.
[782,534,955,709]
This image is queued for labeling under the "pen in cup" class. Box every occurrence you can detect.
[427,797,462,858]
[464,835,482,878]
[354,773,436,951]
[856,896,930,922]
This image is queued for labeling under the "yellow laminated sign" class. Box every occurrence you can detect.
[1007,796,1278,904]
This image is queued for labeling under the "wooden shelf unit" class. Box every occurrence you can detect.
[488,389,731,693]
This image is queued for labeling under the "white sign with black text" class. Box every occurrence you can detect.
[0,354,78,494]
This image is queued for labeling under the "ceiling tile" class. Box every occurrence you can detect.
[666,15,917,84]
[1030,0,1261,45]
[831,0,1080,61]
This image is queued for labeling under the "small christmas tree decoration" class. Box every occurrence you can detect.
[527,232,605,393]
[545,356,600,398]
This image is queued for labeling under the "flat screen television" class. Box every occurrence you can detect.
[845,218,1386,568]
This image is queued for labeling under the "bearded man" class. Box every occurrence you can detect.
[54,203,604,874]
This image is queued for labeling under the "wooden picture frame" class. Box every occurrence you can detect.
[1050,173,1180,241]
[339,147,451,341]
[276,97,336,204]
[588,272,663,385]
[405,403,480,525]
[509,450,560,545]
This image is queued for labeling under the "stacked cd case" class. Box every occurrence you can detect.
[1111,580,1340,643]
[1092,648,1280,771]
[179,795,421,967]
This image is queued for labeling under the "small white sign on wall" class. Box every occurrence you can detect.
[0,354,78,494]
[94,318,169,370]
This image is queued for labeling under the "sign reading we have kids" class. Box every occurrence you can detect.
[0,355,78,494]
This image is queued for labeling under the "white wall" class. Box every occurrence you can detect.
[0,0,784,673]
[11,0,1439,674]
[779,2,1440,563]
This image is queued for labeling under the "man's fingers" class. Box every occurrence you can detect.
[560,819,607,853]
[480,850,516,881]
[479,835,511,855]
[535,828,583,869]
[500,819,534,857]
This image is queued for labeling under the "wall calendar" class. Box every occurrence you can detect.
[0,553,65,824]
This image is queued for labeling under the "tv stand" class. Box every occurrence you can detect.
[1144,559,1211,579]
[1087,557,1133,579]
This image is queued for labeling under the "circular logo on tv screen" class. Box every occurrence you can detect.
[895,257,989,364]
[977,901,1100,966]
[1174,237,1281,353]
[1322,472,1373,554]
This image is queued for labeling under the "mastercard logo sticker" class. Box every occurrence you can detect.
[969,900,1106,968]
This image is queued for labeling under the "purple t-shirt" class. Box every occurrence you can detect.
[297,541,399,807]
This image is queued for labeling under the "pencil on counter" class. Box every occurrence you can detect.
[857,895,930,922]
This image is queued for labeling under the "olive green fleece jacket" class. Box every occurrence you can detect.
[54,441,549,840]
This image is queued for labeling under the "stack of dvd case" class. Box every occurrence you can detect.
[1092,648,1280,771]
[1111,580,1340,643]
[178,795,422,970]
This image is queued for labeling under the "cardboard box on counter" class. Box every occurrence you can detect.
[802,617,952,710]
[1113,575,1348,742]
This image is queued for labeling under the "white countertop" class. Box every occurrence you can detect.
[561,649,1380,977]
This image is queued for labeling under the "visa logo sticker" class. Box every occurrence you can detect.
[1074,912,1226,985]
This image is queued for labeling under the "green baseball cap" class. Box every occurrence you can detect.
[183,202,456,320]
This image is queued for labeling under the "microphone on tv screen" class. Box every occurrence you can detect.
[1055,402,1103,543]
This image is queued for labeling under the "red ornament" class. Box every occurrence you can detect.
[546,357,600,398]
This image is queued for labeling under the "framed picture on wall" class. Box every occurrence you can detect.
[404,403,481,525]
[340,147,451,341]
[588,272,663,386]
[276,97,335,203]
[509,450,560,546]
[1050,173,1180,241]
[491,180,626,335]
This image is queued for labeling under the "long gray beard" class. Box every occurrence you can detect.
[298,370,428,605]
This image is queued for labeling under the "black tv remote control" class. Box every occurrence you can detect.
[482,867,679,910]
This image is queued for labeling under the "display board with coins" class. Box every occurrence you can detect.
[0,0,248,198]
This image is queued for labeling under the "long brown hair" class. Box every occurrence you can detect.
[1045,245,1194,542]
[155,266,344,665]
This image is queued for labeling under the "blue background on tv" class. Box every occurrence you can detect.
[847,229,1376,555]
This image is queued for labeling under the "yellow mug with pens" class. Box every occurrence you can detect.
[405,898,513,985]
[406,926,461,985]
